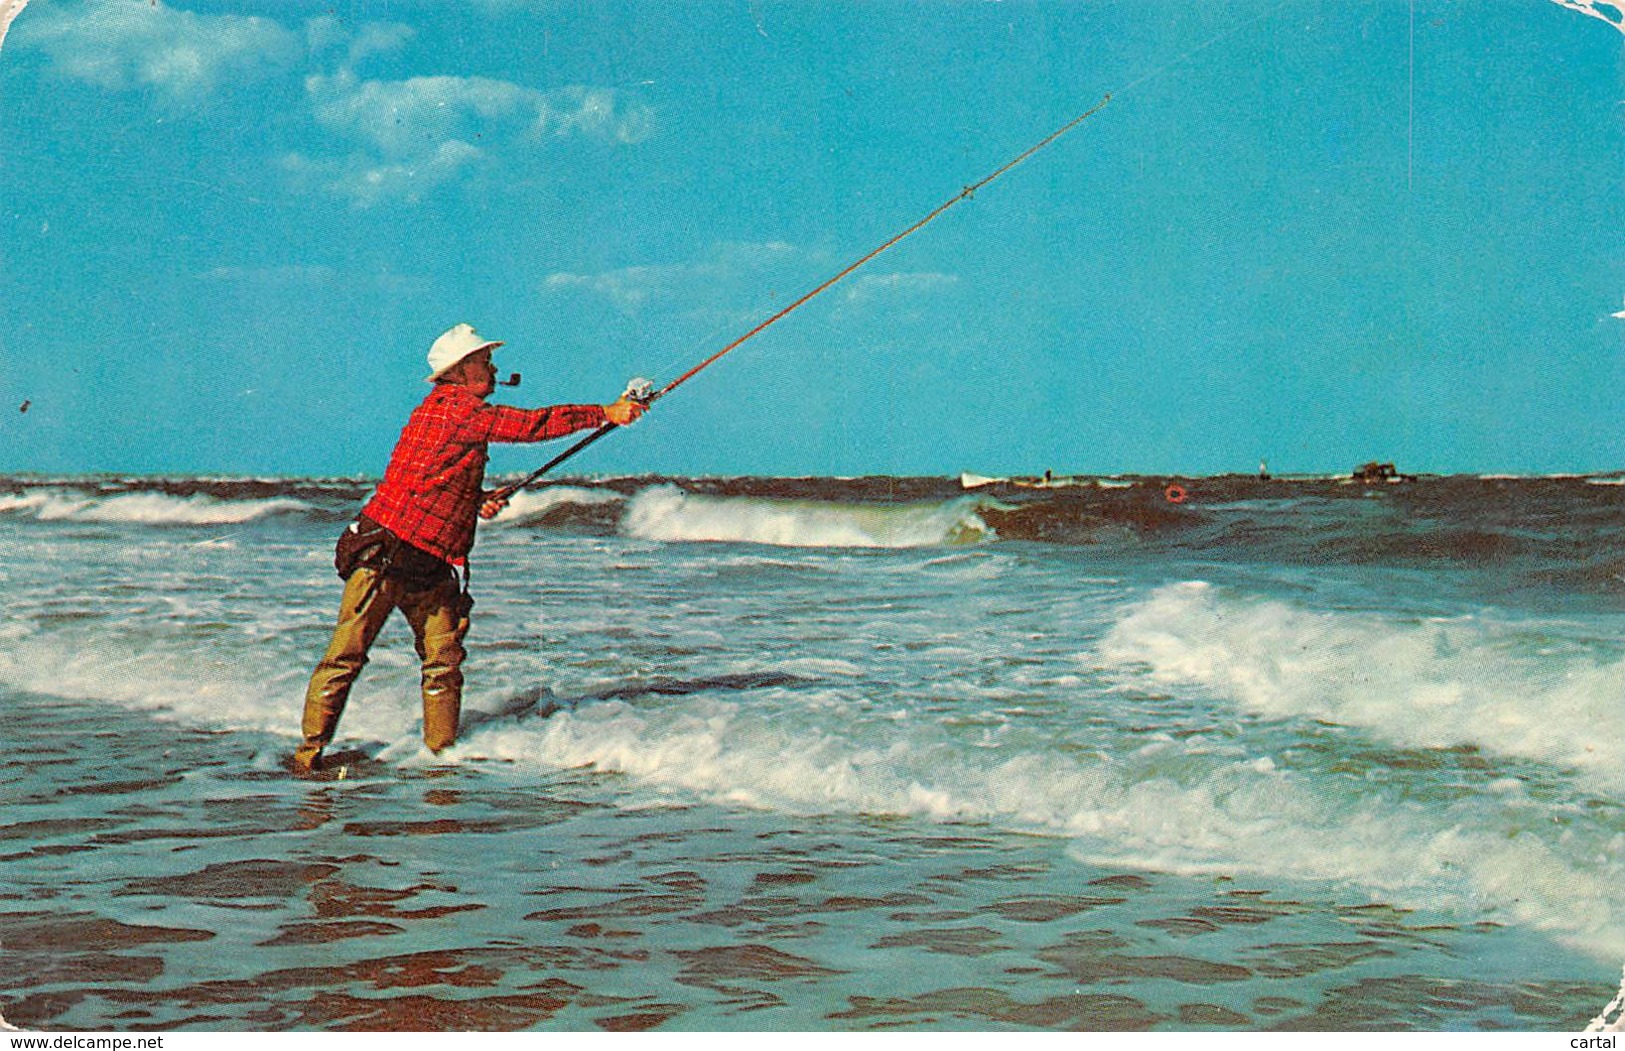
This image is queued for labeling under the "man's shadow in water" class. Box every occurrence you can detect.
[459,670,812,732]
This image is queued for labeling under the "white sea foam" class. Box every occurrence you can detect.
[7,517,1624,960]
[1096,581,1625,788]
[0,634,292,731]
[10,490,1624,968]
[458,691,1625,958]
[1589,966,1625,1032]
[619,485,990,548]
[0,489,309,525]
[10,600,1621,956]
[0,626,425,746]
[492,485,623,524]
[775,657,864,677]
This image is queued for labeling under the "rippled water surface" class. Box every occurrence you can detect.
[2,473,1622,1030]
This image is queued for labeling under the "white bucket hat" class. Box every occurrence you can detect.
[426,323,504,382]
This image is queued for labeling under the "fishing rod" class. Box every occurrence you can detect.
[490,93,1111,502]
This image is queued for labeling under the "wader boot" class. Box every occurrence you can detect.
[295,568,470,772]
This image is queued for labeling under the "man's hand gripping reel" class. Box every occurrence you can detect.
[620,377,656,411]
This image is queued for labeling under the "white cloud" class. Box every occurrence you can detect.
[347,22,415,65]
[545,266,680,310]
[543,243,957,328]
[301,16,414,66]
[545,243,801,307]
[307,70,653,152]
[17,2,651,208]
[20,0,299,97]
[544,242,805,313]
[282,140,483,208]
[843,271,959,303]
[297,69,654,205]
[1548,0,1625,36]
[307,70,528,154]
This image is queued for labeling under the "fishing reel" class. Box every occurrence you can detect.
[622,377,656,405]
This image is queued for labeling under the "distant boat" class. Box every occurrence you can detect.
[1350,461,1416,484]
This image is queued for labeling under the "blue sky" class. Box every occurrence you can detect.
[0,0,1621,478]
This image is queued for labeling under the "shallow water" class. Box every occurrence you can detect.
[2,473,1621,1030]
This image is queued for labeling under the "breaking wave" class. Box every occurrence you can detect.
[459,681,1625,959]
[1097,581,1625,790]
[619,485,992,548]
[0,488,313,526]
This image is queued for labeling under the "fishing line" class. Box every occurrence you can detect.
[492,95,1112,499]
[660,94,1111,401]
[494,4,1288,498]
[1112,0,1294,97]
[644,294,787,392]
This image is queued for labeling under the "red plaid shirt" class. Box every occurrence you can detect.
[363,385,607,565]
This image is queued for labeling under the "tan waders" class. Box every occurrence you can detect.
[293,567,470,772]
